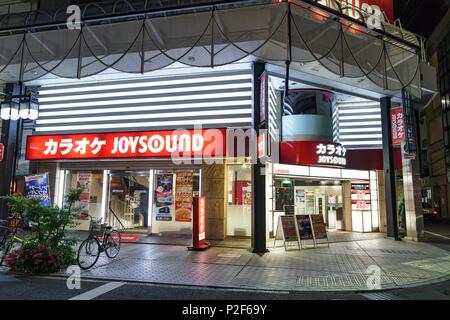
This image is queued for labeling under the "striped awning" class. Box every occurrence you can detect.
[0,0,421,95]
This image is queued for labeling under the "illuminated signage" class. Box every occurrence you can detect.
[26,129,226,160]
[0,143,4,161]
[390,106,405,146]
[314,0,394,26]
[280,141,347,168]
[316,143,347,167]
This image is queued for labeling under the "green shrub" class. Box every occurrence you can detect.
[1,188,84,272]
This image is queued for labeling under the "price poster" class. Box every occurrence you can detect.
[175,171,194,222]
[351,182,371,211]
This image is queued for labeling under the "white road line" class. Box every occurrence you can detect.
[69,281,125,300]
[424,231,450,240]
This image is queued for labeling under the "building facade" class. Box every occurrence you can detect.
[0,0,437,251]
[420,9,450,220]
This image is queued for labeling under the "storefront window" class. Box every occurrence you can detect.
[64,171,104,231]
[227,164,252,237]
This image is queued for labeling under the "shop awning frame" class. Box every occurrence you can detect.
[0,0,422,96]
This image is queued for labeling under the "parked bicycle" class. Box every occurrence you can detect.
[77,215,121,270]
[0,213,29,266]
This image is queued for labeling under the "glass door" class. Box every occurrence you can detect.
[108,171,150,230]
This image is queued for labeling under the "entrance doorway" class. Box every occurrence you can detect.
[108,171,150,231]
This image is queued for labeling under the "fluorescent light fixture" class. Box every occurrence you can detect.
[101,170,109,221]
[39,74,253,95]
[339,115,381,121]
[339,128,381,133]
[38,100,252,117]
[148,169,154,230]
[339,121,382,127]
[39,83,253,102]
[337,101,380,107]
[57,169,65,208]
[36,109,252,124]
[35,117,251,132]
[341,141,382,145]
[338,108,381,114]
[339,134,382,139]
[39,92,252,109]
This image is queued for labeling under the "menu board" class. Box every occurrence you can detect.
[278,215,298,242]
[351,182,371,211]
[155,174,173,221]
[311,215,328,240]
[295,215,314,240]
[175,171,194,222]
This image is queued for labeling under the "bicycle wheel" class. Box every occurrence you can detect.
[0,227,11,266]
[105,230,121,258]
[77,237,101,270]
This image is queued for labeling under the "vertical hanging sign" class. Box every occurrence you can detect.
[390,106,405,146]
[188,196,209,251]
[0,143,4,161]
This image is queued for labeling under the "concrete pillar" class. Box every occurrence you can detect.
[377,170,387,233]
[201,163,227,240]
[402,156,424,241]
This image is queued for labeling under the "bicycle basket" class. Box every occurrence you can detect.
[89,220,106,235]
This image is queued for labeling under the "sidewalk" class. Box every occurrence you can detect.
[59,238,450,292]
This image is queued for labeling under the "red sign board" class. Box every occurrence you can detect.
[189,197,209,251]
[26,129,226,160]
[0,143,4,162]
[257,134,266,159]
[280,141,347,168]
[259,71,268,124]
[315,0,394,23]
[390,106,405,146]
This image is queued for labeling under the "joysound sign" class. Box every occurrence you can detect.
[26,129,227,160]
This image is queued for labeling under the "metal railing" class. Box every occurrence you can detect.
[107,205,126,230]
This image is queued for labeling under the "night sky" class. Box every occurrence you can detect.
[394,0,449,37]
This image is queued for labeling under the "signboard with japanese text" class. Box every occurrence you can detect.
[391,107,405,146]
[280,141,347,168]
[188,197,209,250]
[26,129,227,160]
[25,173,50,206]
[0,143,4,161]
[259,71,268,124]
[175,171,193,222]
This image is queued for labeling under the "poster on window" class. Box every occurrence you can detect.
[155,174,174,221]
[25,173,50,206]
[76,172,92,220]
[234,181,252,205]
[175,171,193,222]
[305,192,315,215]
